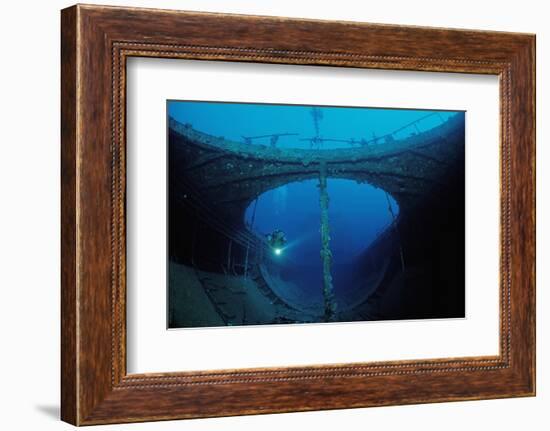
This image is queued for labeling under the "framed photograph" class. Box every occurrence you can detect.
[165,101,466,329]
[61,4,535,425]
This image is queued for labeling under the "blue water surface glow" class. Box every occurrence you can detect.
[168,101,458,149]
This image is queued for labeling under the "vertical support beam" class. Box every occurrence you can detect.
[243,197,259,280]
[385,192,405,272]
[318,162,336,321]
[226,239,233,271]
[243,243,250,279]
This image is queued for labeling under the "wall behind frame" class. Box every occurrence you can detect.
[0,0,546,430]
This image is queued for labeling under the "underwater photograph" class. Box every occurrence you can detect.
[167,101,466,329]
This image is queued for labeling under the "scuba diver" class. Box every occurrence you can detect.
[266,229,287,255]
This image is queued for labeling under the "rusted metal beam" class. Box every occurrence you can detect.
[318,162,336,321]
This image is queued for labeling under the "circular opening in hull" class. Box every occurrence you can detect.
[245,178,399,311]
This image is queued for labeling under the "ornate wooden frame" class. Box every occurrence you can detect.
[61,4,536,426]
